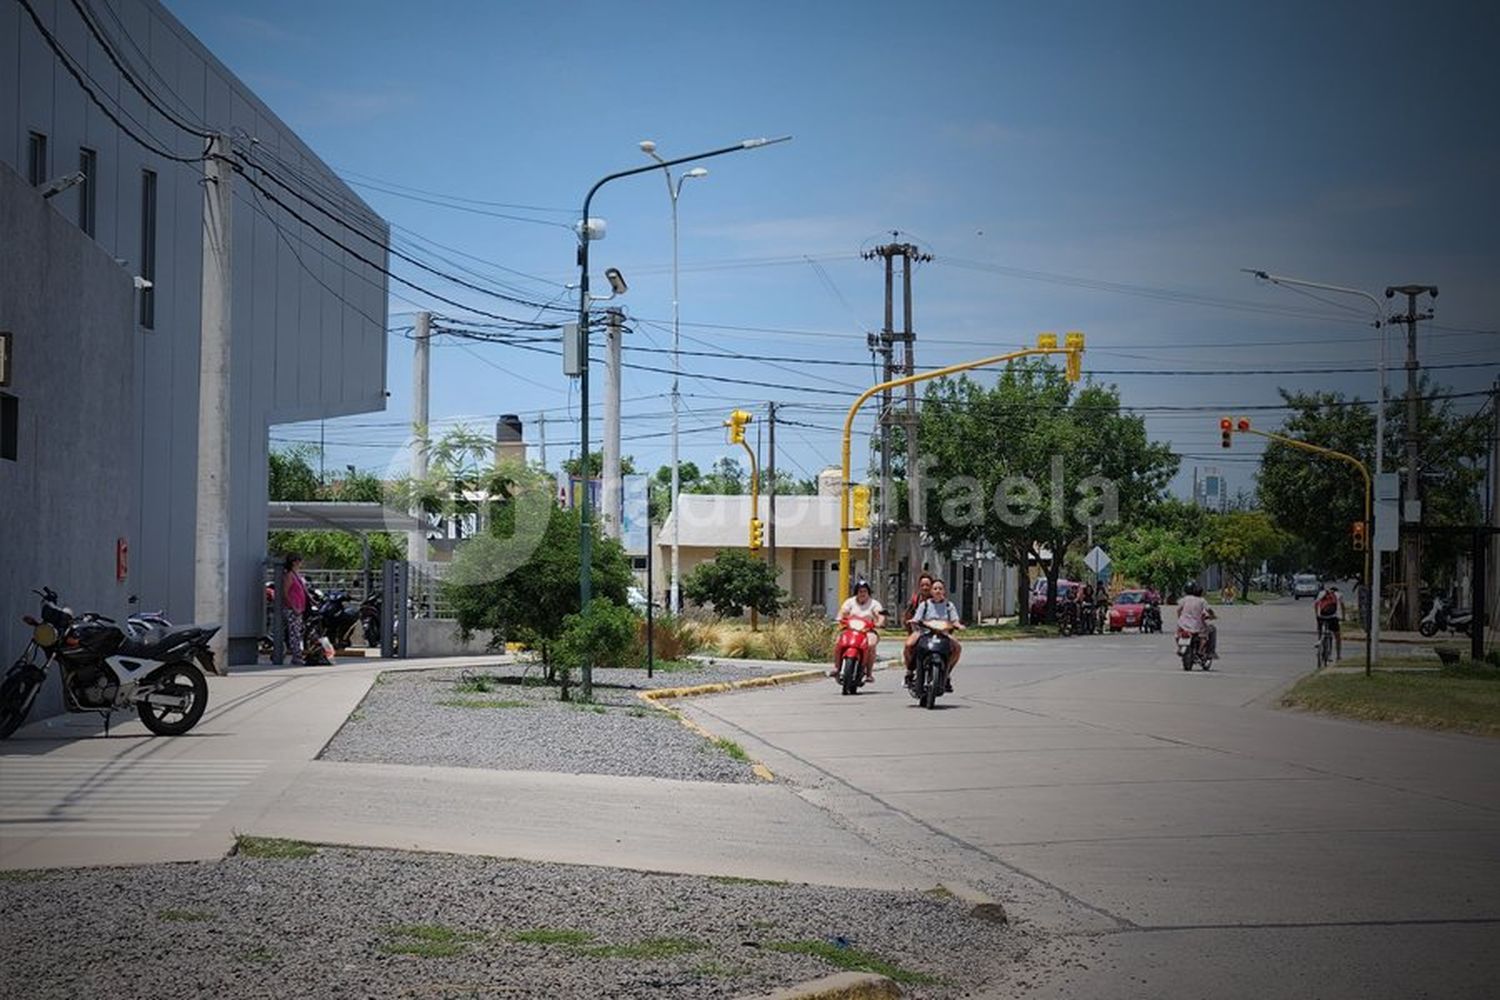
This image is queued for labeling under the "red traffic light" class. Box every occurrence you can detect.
[1219,417,1232,431]
[1220,416,1232,449]
[1237,418,1251,432]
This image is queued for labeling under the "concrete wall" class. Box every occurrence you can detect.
[1,0,388,662]
[0,163,137,716]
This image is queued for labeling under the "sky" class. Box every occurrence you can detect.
[168,0,1500,501]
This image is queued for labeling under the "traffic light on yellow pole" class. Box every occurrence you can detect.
[1065,331,1085,382]
[726,409,752,444]
[850,483,871,529]
[1351,521,1367,551]
[749,517,764,552]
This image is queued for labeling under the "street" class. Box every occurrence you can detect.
[685,599,1500,999]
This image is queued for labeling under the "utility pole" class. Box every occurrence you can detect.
[409,311,431,564]
[767,401,777,571]
[863,237,931,608]
[1488,378,1499,653]
[194,134,231,670]
[602,308,623,541]
[537,411,547,471]
[1386,284,1437,628]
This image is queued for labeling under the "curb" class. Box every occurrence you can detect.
[938,880,1010,924]
[637,668,826,783]
[736,972,902,1000]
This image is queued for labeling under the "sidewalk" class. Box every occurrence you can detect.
[0,654,916,889]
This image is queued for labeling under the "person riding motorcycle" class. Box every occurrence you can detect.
[1314,583,1343,661]
[902,573,935,682]
[909,579,965,692]
[833,579,886,684]
[1176,581,1217,660]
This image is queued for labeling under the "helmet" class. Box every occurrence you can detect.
[1185,581,1203,596]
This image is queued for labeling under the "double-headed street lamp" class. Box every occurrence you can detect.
[640,140,709,614]
[574,135,789,699]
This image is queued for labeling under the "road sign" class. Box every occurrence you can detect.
[1084,546,1111,573]
[1374,473,1399,552]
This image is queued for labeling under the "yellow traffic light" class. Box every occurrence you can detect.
[850,483,871,529]
[1220,417,1233,449]
[726,409,752,444]
[1036,332,1058,350]
[1351,520,1367,551]
[749,517,764,551]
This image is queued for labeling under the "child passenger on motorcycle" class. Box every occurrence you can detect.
[834,580,886,683]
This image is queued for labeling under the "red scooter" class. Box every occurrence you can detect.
[834,615,877,696]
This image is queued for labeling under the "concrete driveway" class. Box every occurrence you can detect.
[686,600,1500,999]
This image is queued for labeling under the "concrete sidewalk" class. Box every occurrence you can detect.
[0,653,918,890]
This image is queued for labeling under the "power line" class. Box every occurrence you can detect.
[66,0,213,139]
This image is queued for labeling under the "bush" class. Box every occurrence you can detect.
[643,614,701,661]
[554,599,643,671]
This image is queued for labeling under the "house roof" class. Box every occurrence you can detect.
[659,494,868,550]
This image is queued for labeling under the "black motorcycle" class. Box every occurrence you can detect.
[2,587,219,739]
[308,588,361,650]
[359,590,382,649]
[1056,600,1079,637]
[1141,602,1163,634]
[910,620,956,709]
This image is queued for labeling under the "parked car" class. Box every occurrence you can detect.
[1108,590,1150,631]
[1029,578,1080,620]
[1291,573,1320,600]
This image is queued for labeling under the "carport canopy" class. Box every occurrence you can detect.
[267,501,418,535]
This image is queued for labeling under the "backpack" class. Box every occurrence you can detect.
[1315,592,1337,616]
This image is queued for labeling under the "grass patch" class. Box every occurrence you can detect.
[568,702,608,714]
[437,698,530,709]
[710,737,750,762]
[238,946,276,963]
[1281,660,1500,737]
[645,659,703,673]
[585,936,706,959]
[0,869,50,882]
[512,927,596,947]
[708,875,788,887]
[963,624,1054,641]
[378,923,486,957]
[926,884,956,899]
[769,940,939,985]
[157,908,215,922]
[453,674,499,694]
[234,835,318,860]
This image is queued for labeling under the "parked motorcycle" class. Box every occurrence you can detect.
[910,620,956,709]
[1056,601,1078,637]
[1141,603,1163,634]
[1419,596,1472,638]
[2,587,220,739]
[312,588,362,650]
[1176,627,1212,671]
[833,615,875,696]
[359,590,383,649]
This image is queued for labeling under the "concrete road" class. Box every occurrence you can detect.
[687,600,1500,999]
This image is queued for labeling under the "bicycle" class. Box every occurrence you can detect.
[1315,621,1334,670]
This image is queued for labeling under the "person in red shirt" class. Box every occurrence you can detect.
[902,572,935,685]
[282,553,308,665]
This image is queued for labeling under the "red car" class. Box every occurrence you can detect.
[1028,578,1080,621]
[1108,590,1150,631]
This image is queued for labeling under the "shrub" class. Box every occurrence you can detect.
[644,614,701,661]
[554,599,643,671]
[762,627,793,660]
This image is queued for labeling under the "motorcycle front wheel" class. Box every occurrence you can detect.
[1418,621,1438,638]
[0,663,43,739]
[137,663,209,736]
[840,655,861,696]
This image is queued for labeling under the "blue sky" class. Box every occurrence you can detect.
[170,0,1500,498]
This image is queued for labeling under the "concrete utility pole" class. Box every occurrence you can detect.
[409,311,431,564]
[1387,284,1437,628]
[766,401,777,571]
[194,134,231,669]
[1489,379,1499,652]
[863,238,932,608]
[537,412,547,471]
[602,308,624,541]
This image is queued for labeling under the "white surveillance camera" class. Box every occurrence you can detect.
[605,268,627,295]
[133,276,153,290]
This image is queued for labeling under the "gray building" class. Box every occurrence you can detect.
[1,0,389,688]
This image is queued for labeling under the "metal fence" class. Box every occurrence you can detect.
[408,561,455,620]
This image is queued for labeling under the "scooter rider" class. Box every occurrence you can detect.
[910,579,965,692]
[834,579,886,684]
[1176,581,1217,659]
[902,573,935,685]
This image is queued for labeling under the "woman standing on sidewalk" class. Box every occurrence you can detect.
[282,553,308,665]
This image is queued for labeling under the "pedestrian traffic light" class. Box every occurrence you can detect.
[726,409,752,444]
[749,517,764,551]
[850,483,871,529]
[1220,417,1233,449]
[1351,520,1367,551]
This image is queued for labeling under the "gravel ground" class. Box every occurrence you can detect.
[0,846,1025,999]
[320,662,811,783]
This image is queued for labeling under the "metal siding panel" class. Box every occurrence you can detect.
[1,4,19,173]
[17,0,56,164]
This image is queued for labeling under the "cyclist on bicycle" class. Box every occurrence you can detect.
[1314,583,1343,662]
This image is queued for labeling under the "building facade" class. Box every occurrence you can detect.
[1,0,388,676]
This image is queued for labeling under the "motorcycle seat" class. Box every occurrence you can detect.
[118,624,217,659]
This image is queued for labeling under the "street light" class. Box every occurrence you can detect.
[641,140,710,614]
[1245,268,1388,662]
[574,135,790,700]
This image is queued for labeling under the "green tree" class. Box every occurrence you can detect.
[918,360,1178,622]
[1111,525,1205,600]
[267,446,404,569]
[1204,510,1289,597]
[682,549,784,618]
[563,451,637,479]
[444,503,632,690]
[389,425,519,542]
[554,599,643,677]
[269,445,321,501]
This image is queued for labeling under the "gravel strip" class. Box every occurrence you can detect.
[0,846,1024,999]
[320,662,808,783]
